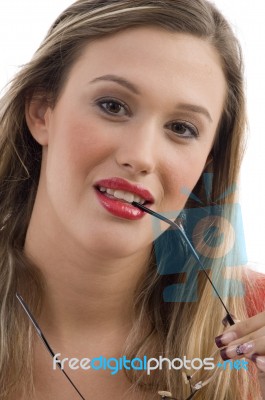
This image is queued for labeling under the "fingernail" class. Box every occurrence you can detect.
[215,331,237,348]
[251,353,259,363]
[238,341,255,354]
[220,344,239,361]
[220,342,255,361]
[222,314,236,327]
[220,347,230,361]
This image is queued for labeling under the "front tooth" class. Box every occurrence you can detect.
[106,188,115,195]
[133,195,141,203]
[113,190,125,199]
[123,192,134,203]
[113,190,134,203]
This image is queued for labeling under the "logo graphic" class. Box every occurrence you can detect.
[153,174,247,302]
[217,359,248,371]
[53,353,248,375]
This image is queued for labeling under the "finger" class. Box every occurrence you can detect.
[215,312,265,348]
[219,335,265,361]
[220,342,254,361]
[218,326,265,355]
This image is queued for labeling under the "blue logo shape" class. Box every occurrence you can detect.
[217,360,248,371]
[153,173,247,302]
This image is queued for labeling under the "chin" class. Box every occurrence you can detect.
[82,230,152,260]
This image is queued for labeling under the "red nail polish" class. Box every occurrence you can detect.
[215,331,237,348]
[215,335,223,348]
[220,347,230,361]
[251,353,259,363]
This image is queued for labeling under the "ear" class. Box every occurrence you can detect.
[25,97,51,146]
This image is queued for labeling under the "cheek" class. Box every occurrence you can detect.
[49,117,115,179]
[161,152,207,213]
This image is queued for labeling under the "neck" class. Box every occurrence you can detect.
[24,218,151,343]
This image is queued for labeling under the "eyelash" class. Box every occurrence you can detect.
[95,97,199,139]
[96,97,130,117]
[165,121,199,139]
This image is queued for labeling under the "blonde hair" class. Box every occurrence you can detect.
[0,0,260,398]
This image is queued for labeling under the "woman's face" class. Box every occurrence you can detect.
[29,27,226,258]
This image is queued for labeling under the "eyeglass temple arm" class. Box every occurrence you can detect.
[185,392,198,400]
[16,293,87,400]
[176,225,235,326]
[132,202,235,326]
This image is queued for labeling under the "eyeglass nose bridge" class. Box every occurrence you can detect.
[158,391,177,399]
[183,347,225,395]
[158,389,197,400]
[158,346,226,400]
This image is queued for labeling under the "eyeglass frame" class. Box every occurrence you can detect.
[16,204,236,400]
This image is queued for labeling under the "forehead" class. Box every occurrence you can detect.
[62,27,227,121]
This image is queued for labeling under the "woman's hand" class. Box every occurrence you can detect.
[215,311,265,397]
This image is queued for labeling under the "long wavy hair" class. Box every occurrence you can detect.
[0,0,260,399]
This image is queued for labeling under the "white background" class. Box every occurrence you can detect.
[0,1,264,272]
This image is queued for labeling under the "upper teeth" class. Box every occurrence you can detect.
[98,187,146,204]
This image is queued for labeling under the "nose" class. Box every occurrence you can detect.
[115,120,159,176]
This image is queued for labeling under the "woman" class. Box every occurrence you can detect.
[0,0,264,399]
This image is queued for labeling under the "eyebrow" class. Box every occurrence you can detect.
[89,74,213,122]
[176,103,213,123]
[89,74,140,95]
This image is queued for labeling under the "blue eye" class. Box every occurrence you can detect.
[167,121,199,139]
[97,98,129,117]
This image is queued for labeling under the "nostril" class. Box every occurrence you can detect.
[122,163,133,168]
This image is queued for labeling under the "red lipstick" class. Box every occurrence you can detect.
[94,177,154,220]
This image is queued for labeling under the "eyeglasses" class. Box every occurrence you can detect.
[157,348,226,400]
[16,203,235,400]
[133,203,235,400]
[132,202,235,327]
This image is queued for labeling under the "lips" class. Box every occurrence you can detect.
[94,177,154,220]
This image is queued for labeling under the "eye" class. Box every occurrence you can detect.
[96,97,130,117]
[166,120,199,139]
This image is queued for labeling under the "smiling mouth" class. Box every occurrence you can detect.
[95,186,151,206]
